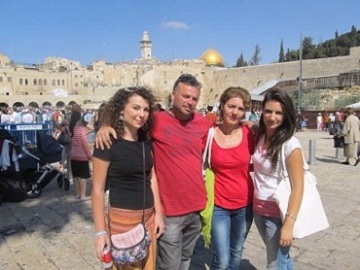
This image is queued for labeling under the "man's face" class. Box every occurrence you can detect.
[171,82,200,120]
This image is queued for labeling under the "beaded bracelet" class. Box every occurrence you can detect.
[286,212,297,221]
[94,230,107,237]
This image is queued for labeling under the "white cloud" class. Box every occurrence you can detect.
[161,21,189,30]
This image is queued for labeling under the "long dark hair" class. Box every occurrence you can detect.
[69,110,82,137]
[257,88,297,169]
[100,87,155,141]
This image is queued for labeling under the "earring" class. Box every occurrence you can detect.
[142,122,148,131]
[117,115,124,128]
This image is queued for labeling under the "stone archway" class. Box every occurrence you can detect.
[28,101,39,108]
[56,101,65,108]
[13,101,25,108]
[42,101,52,107]
[0,102,9,108]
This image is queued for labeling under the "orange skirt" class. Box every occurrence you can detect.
[107,206,156,270]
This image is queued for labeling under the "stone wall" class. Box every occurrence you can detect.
[1,46,360,109]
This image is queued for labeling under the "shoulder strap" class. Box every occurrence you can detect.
[281,138,310,180]
[141,142,146,222]
[280,142,289,180]
[202,127,214,168]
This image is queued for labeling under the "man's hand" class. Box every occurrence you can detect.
[95,126,117,150]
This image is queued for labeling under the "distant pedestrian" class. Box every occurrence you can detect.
[205,105,217,123]
[341,108,360,165]
[69,109,92,200]
[317,113,323,132]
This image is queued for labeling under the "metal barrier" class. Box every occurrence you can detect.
[0,123,54,147]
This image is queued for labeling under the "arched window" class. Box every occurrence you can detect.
[39,79,42,85]
[19,78,23,85]
[62,79,65,86]
[33,79,37,85]
[25,79,28,85]
[44,79,47,86]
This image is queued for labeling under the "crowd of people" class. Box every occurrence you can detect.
[1,73,359,269]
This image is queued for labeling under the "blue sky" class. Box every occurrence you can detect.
[1,0,359,67]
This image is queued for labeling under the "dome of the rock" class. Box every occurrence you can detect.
[200,49,224,66]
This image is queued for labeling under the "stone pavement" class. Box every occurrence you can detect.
[0,130,359,270]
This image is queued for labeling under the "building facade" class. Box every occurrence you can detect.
[1,32,360,110]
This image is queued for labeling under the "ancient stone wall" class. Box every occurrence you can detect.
[1,47,360,109]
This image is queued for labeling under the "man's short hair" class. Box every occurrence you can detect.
[172,74,202,92]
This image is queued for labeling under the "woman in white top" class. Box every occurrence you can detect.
[252,88,304,269]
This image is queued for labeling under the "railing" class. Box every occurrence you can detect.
[0,122,54,147]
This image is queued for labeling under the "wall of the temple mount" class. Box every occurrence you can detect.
[1,46,360,110]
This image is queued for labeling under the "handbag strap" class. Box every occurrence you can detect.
[280,143,289,179]
[202,127,215,168]
[280,139,310,181]
[107,142,147,233]
[141,142,146,222]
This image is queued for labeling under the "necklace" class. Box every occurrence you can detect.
[227,135,234,144]
[219,126,237,144]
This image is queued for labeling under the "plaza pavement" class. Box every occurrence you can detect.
[0,130,359,270]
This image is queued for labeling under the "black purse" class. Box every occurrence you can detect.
[58,130,71,146]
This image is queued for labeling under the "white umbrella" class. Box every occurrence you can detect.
[345,101,360,109]
[50,88,68,97]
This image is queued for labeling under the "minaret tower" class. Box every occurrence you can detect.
[140,31,152,60]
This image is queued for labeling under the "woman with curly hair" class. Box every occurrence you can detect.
[91,87,164,270]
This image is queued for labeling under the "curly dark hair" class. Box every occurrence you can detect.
[257,88,297,169]
[100,87,155,141]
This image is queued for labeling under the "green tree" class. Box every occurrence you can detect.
[349,25,358,47]
[249,44,261,65]
[278,39,285,62]
[285,48,298,61]
[302,37,315,59]
[314,43,326,58]
[235,53,247,67]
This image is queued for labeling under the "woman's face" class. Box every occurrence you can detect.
[262,100,284,132]
[221,97,246,125]
[121,94,150,130]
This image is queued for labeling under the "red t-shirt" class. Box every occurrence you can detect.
[210,125,254,209]
[151,111,213,216]
[205,112,217,123]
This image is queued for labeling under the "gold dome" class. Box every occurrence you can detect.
[200,48,224,66]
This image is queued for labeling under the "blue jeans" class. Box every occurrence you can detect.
[157,212,202,270]
[211,205,253,270]
[253,213,294,270]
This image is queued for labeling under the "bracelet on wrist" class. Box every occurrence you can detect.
[286,212,297,221]
[94,230,107,237]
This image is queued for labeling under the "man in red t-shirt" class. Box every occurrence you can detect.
[96,74,213,269]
